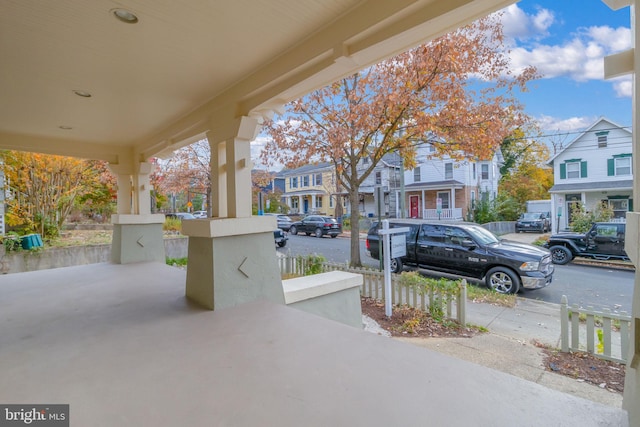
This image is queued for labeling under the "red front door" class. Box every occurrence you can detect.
[410,196,419,218]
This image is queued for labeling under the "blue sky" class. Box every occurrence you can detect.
[251,0,633,165]
[500,0,631,135]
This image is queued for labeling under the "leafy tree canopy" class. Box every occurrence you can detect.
[262,13,538,266]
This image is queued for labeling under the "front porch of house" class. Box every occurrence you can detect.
[397,184,468,220]
[0,262,628,426]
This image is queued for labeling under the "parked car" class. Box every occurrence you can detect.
[543,222,628,265]
[365,219,554,294]
[274,228,288,247]
[165,212,196,220]
[515,212,551,233]
[192,210,208,218]
[289,215,341,238]
[264,213,293,231]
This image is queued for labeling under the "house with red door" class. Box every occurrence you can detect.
[399,143,502,220]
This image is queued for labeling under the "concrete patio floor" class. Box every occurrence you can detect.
[0,262,628,426]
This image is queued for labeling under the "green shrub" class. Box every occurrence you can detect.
[166,257,188,266]
[296,253,327,276]
[163,218,182,233]
[1,232,23,252]
[398,271,461,321]
[569,202,613,233]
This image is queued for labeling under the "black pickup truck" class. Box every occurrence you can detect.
[366,219,554,294]
[544,222,628,265]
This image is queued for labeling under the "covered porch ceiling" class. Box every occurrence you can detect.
[0,0,515,163]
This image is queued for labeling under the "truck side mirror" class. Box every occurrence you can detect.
[461,239,476,250]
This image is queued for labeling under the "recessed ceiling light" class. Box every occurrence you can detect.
[59,126,73,130]
[73,90,92,98]
[112,8,139,24]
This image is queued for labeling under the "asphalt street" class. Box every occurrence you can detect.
[279,231,635,313]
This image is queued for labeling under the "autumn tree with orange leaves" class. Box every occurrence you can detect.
[496,129,553,220]
[154,140,211,213]
[262,14,538,267]
[2,151,116,238]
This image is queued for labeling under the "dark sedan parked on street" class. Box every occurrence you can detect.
[289,215,342,238]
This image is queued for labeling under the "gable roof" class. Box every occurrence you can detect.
[546,117,632,165]
[276,162,334,177]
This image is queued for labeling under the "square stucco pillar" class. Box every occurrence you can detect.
[111,214,166,264]
[181,216,284,310]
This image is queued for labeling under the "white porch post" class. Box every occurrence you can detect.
[298,195,303,213]
[311,194,316,212]
[209,137,227,218]
[421,189,425,218]
[450,188,455,218]
[109,160,165,264]
[603,0,640,422]
[182,114,284,310]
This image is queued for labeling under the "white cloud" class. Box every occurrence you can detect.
[535,114,596,132]
[613,77,632,97]
[499,4,554,42]
[497,5,632,96]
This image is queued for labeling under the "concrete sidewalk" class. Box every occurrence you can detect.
[395,297,625,408]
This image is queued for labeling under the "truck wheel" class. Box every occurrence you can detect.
[486,267,520,294]
[549,245,572,265]
[390,257,403,273]
[289,225,297,235]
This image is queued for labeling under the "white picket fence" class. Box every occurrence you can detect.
[278,256,467,325]
[560,295,631,363]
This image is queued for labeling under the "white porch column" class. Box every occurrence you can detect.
[108,160,165,264]
[421,190,425,218]
[298,195,303,213]
[603,0,639,422]
[311,194,316,212]
[183,114,284,310]
[451,188,456,219]
[114,174,132,214]
[226,136,252,218]
[208,137,227,218]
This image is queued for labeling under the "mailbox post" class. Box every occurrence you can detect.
[378,220,409,317]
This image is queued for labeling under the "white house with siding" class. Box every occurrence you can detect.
[547,117,632,233]
[400,143,502,220]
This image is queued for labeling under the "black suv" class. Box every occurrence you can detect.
[544,222,628,265]
[366,219,554,294]
[289,215,341,238]
[515,212,551,233]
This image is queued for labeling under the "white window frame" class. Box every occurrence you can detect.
[481,164,489,180]
[437,191,450,209]
[413,166,421,182]
[444,163,453,180]
[566,162,580,179]
[615,157,631,176]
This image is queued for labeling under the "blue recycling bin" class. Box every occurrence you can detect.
[21,234,43,250]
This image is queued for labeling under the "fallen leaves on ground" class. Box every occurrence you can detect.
[360,297,482,338]
[534,341,626,393]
